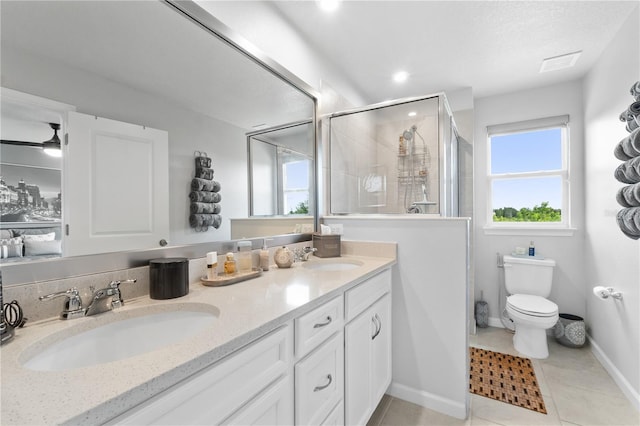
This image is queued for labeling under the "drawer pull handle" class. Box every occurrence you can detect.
[314,374,333,392]
[313,316,332,328]
[372,314,382,340]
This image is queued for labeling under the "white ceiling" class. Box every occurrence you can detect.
[271,1,638,103]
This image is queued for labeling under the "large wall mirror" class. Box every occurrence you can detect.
[0,1,316,271]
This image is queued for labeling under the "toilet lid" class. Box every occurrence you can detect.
[507,294,558,316]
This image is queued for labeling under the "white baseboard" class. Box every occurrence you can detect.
[588,334,640,412]
[387,381,468,420]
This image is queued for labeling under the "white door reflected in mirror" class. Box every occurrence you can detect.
[64,112,169,256]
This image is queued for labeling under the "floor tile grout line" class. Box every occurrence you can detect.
[543,373,632,402]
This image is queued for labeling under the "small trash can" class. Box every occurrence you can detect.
[475,291,489,328]
[554,313,586,348]
[149,257,189,300]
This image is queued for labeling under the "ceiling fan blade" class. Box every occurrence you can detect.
[0,139,43,147]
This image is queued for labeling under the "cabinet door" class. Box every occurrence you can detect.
[344,306,375,426]
[371,294,392,405]
[64,111,169,256]
[345,293,392,426]
[222,374,293,426]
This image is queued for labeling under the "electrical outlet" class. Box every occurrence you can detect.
[329,223,344,235]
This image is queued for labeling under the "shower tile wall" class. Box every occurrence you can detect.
[329,96,442,214]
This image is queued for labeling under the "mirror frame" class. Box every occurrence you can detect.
[247,119,315,216]
[1,0,319,286]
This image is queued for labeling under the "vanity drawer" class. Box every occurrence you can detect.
[345,269,391,322]
[111,325,292,425]
[295,331,344,426]
[295,296,343,358]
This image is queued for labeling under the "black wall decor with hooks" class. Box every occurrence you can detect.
[614,81,640,239]
[189,151,222,232]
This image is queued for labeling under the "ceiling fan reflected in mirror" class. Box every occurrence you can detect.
[1,122,62,157]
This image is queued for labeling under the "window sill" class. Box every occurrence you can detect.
[483,226,576,237]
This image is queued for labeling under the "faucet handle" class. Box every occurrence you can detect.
[108,279,136,309]
[109,279,136,289]
[39,288,85,320]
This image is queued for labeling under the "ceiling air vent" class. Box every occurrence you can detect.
[539,51,582,73]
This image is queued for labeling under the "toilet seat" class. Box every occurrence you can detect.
[507,294,558,318]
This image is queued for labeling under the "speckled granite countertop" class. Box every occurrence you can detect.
[1,244,396,425]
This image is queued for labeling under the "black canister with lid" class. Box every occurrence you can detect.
[149,257,189,300]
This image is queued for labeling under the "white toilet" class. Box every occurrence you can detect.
[503,255,559,359]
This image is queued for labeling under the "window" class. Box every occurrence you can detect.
[282,157,310,215]
[486,115,570,230]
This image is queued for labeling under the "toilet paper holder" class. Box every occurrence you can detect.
[593,286,623,300]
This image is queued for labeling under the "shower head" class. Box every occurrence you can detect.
[402,125,418,141]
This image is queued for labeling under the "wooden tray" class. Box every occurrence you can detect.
[201,268,262,287]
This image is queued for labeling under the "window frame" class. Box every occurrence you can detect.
[485,115,572,234]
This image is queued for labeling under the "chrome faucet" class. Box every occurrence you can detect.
[39,287,86,320]
[294,246,318,262]
[39,279,136,320]
[85,279,136,317]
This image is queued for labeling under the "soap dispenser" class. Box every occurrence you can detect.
[274,246,293,269]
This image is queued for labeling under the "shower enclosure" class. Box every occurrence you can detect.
[327,94,459,216]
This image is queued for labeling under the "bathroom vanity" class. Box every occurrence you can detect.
[0,244,396,425]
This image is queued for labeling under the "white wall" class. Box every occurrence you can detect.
[583,7,640,408]
[324,216,470,419]
[473,80,586,323]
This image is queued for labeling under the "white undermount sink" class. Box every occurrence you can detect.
[22,305,218,371]
[302,259,364,271]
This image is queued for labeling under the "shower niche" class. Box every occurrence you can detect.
[327,94,459,216]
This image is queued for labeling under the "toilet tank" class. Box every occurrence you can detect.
[503,255,556,297]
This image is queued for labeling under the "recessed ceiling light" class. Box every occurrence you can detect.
[408,111,417,117]
[393,71,409,83]
[539,51,582,73]
[317,0,341,12]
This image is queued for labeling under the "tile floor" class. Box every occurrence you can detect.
[367,326,639,426]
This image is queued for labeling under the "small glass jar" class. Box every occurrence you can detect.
[237,240,252,273]
[224,252,237,275]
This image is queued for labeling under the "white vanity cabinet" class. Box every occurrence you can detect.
[106,268,392,426]
[109,325,293,425]
[344,269,392,426]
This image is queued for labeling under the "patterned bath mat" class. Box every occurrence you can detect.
[469,347,547,414]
